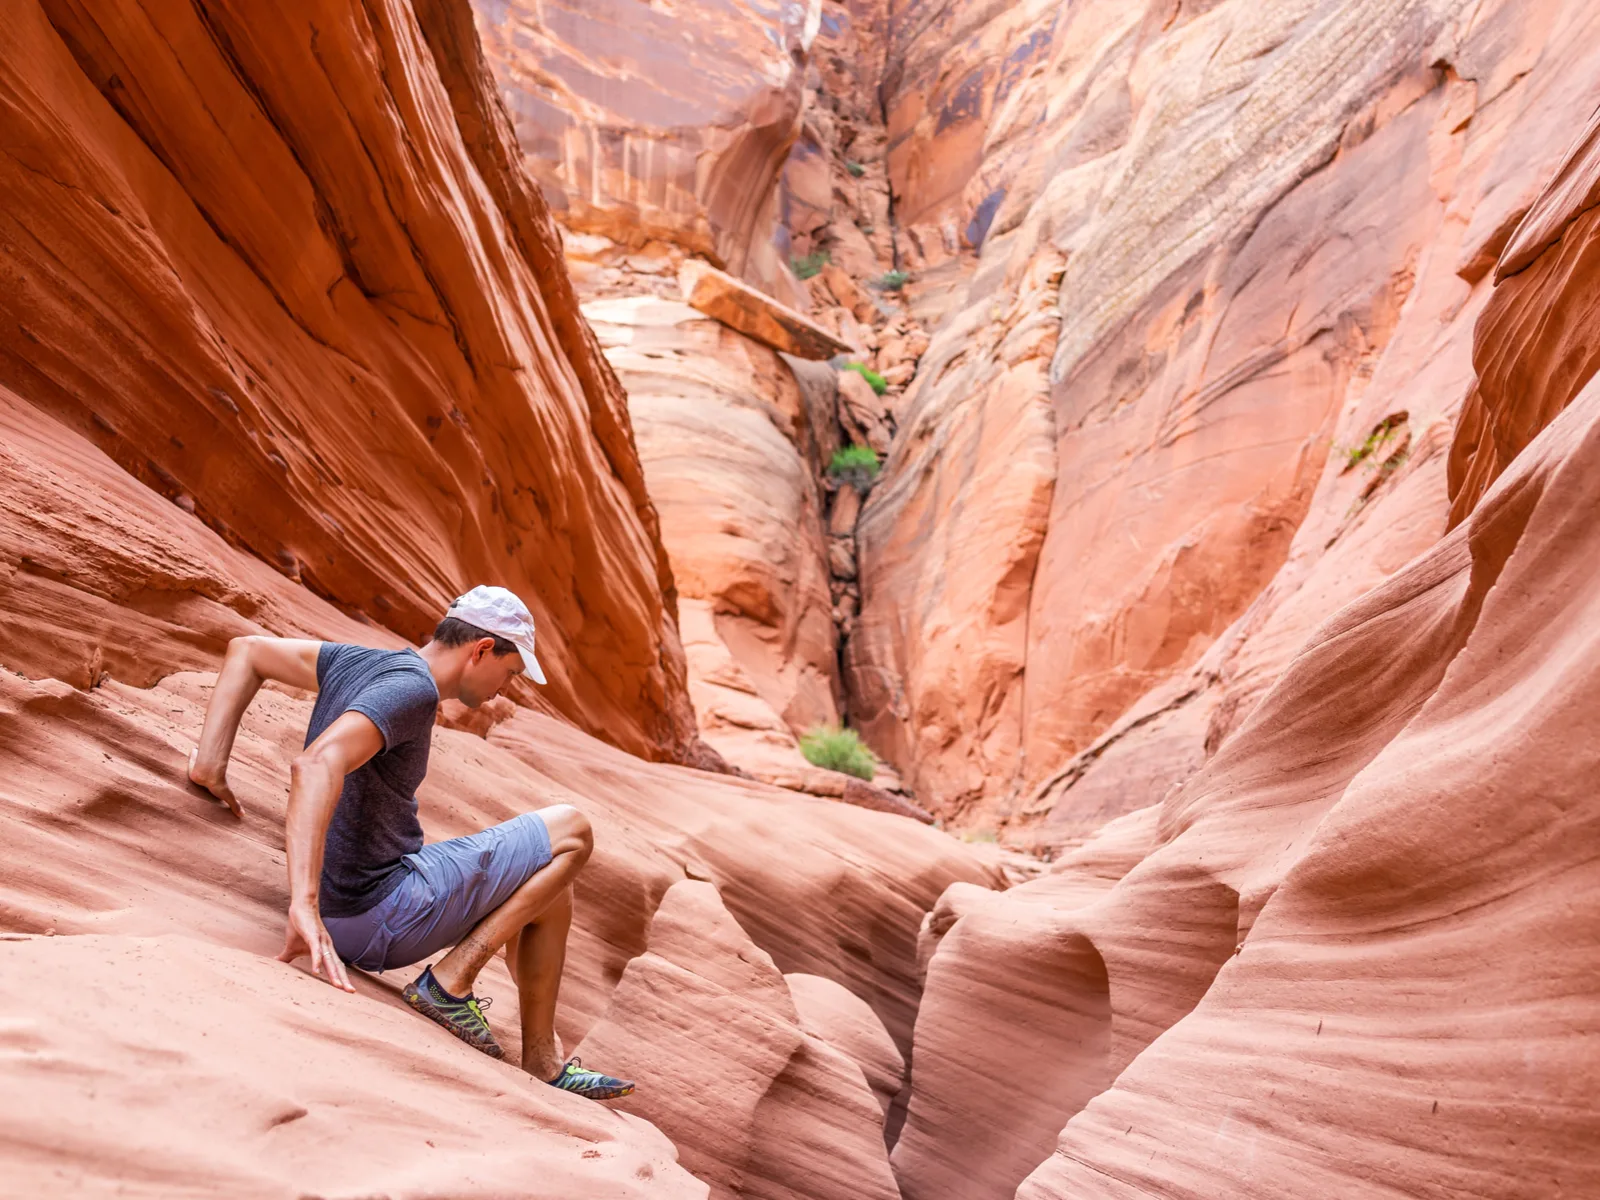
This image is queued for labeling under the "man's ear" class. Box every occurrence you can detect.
[471,638,495,664]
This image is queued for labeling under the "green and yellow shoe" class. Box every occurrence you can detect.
[548,1056,635,1100]
[403,967,504,1060]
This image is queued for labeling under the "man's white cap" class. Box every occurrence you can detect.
[447,585,546,684]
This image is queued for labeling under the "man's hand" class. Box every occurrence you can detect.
[278,899,355,993]
[187,747,242,818]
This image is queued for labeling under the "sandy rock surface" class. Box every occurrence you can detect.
[0,932,700,1199]
[0,657,999,1193]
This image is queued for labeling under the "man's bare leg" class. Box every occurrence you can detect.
[429,804,591,1077]
[506,884,572,1079]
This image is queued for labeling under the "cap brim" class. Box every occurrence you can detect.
[519,645,547,685]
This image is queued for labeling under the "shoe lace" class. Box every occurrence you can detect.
[465,995,493,1025]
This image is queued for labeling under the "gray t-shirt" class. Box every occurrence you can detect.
[305,643,439,918]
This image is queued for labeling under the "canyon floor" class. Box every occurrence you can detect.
[2,0,1599,1197]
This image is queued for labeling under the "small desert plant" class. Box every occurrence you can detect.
[845,160,866,177]
[877,268,911,291]
[1340,412,1407,470]
[828,443,881,479]
[843,361,889,395]
[799,724,877,780]
[791,249,831,280]
[961,827,1000,844]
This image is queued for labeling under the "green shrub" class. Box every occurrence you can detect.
[845,160,866,178]
[828,444,881,478]
[843,362,888,395]
[799,724,877,780]
[791,249,830,280]
[1341,413,1408,469]
[877,269,910,291]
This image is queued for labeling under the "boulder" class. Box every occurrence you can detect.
[837,368,893,455]
[841,778,936,825]
[680,261,855,360]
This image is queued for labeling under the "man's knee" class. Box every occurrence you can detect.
[540,803,593,863]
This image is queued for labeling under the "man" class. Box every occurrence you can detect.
[185,585,633,1100]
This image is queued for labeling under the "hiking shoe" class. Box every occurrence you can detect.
[403,967,504,1060]
[547,1056,634,1100]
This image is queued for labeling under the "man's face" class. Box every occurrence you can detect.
[458,640,524,707]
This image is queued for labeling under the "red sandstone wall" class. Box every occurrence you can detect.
[0,0,699,761]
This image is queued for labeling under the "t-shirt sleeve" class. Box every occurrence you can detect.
[348,670,438,752]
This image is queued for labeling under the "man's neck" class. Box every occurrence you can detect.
[418,640,462,702]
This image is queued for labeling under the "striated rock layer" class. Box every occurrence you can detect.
[895,67,1600,1200]
[582,294,847,796]
[470,0,818,303]
[0,0,707,763]
[850,0,1600,836]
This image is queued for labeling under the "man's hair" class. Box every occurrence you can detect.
[432,616,518,657]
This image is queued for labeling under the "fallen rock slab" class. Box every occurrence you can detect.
[680,260,855,360]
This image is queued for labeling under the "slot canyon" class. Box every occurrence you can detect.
[1,0,1598,1196]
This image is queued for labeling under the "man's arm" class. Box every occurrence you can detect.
[278,710,385,992]
[188,636,322,816]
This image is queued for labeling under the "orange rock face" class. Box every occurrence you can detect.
[679,261,856,361]
[0,0,700,763]
[582,294,847,794]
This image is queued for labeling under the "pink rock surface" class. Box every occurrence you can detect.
[849,0,1600,837]
[1023,319,1600,1200]
[0,653,999,1189]
[898,50,1600,1198]
[575,882,900,1200]
[0,933,700,1198]
[785,972,906,1120]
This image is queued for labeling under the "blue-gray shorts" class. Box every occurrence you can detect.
[323,812,552,972]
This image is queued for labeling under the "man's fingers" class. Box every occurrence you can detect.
[275,945,296,963]
[328,943,355,992]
